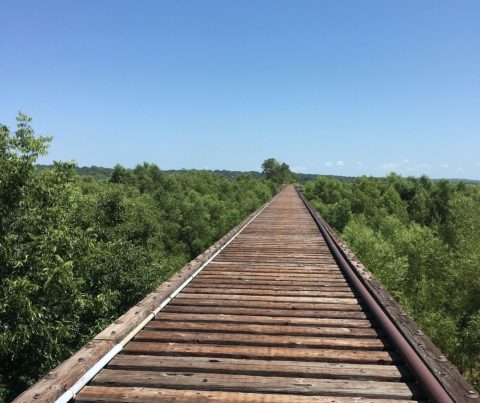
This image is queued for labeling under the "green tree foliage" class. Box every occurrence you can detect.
[305,173,480,389]
[261,158,295,184]
[0,114,278,401]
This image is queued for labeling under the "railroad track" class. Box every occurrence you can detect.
[17,186,478,402]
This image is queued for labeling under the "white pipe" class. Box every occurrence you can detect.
[54,192,279,403]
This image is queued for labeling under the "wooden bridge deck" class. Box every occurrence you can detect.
[75,186,423,402]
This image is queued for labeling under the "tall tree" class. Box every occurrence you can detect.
[261,158,294,184]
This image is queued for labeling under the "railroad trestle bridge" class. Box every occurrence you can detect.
[16,186,478,402]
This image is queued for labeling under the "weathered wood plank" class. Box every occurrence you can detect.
[189,278,349,287]
[76,386,415,402]
[162,305,367,319]
[133,330,388,350]
[154,312,374,328]
[181,287,355,298]
[170,296,365,311]
[177,293,359,304]
[106,355,409,381]
[198,272,345,280]
[205,264,338,269]
[122,342,398,364]
[147,320,379,338]
[194,276,348,284]
[188,282,351,292]
[203,265,340,272]
[209,260,337,266]
[89,369,421,399]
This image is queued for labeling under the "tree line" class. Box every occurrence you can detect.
[0,114,278,400]
[304,174,480,388]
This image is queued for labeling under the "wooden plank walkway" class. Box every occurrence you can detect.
[75,186,424,402]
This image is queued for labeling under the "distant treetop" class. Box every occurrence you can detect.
[261,158,295,184]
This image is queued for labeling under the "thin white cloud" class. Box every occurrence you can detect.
[324,162,333,167]
[336,161,344,166]
[458,167,464,173]
[441,163,449,168]
[291,166,306,173]
[381,159,419,171]
[381,162,399,170]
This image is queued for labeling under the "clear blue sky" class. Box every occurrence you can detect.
[1,1,479,178]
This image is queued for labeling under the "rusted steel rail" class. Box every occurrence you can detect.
[15,185,478,402]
